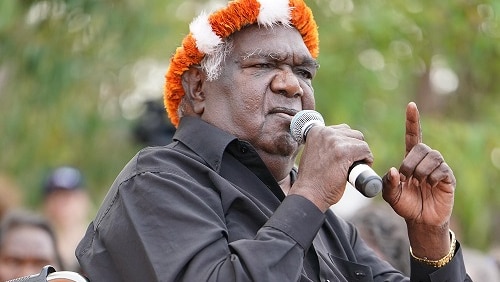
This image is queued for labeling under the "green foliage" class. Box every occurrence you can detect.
[308,0,500,250]
[1,0,499,250]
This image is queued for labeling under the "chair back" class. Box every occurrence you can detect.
[6,266,88,282]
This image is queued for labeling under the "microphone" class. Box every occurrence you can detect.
[290,110,382,198]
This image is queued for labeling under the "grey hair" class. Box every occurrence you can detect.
[200,37,234,81]
[178,38,234,119]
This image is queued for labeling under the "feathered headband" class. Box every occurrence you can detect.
[164,0,319,126]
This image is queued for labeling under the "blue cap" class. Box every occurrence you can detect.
[44,166,84,195]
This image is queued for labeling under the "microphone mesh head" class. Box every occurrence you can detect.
[290,110,325,144]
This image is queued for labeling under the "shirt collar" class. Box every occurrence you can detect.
[173,116,237,172]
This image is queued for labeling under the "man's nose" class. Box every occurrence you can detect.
[270,68,303,98]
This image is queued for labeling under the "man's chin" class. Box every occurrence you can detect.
[273,134,299,157]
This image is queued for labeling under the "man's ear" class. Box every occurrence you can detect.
[181,66,205,115]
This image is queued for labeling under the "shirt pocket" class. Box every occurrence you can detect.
[324,253,374,282]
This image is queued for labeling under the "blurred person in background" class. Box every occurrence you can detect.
[348,202,411,276]
[133,99,177,147]
[42,166,91,272]
[452,214,500,282]
[0,209,63,281]
[491,245,500,279]
[0,174,23,220]
[462,247,500,282]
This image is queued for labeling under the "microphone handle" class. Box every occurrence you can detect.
[348,161,382,198]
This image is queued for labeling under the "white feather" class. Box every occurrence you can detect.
[256,0,292,27]
[189,12,222,54]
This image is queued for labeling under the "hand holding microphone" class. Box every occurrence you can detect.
[290,110,382,198]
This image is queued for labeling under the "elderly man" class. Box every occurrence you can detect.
[77,0,471,281]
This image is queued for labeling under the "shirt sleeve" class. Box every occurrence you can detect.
[344,217,471,282]
[410,242,472,282]
[77,171,326,282]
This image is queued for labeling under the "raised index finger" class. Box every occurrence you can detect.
[405,102,422,156]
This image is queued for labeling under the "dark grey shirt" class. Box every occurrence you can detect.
[76,116,470,281]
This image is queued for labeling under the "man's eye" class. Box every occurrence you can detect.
[296,69,313,79]
[253,63,272,69]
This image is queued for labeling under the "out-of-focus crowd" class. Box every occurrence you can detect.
[0,166,91,280]
[0,100,176,281]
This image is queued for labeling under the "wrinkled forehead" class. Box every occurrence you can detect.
[230,24,317,65]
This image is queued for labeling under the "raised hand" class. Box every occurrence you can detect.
[382,102,456,259]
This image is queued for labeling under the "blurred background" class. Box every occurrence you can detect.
[0,0,499,253]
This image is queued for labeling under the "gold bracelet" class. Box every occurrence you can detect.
[410,230,457,268]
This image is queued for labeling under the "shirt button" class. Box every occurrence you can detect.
[354,270,366,278]
[240,146,248,153]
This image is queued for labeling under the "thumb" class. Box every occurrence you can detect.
[382,167,401,204]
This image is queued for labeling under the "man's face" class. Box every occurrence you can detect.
[200,24,317,157]
[44,189,89,226]
[0,226,58,280]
